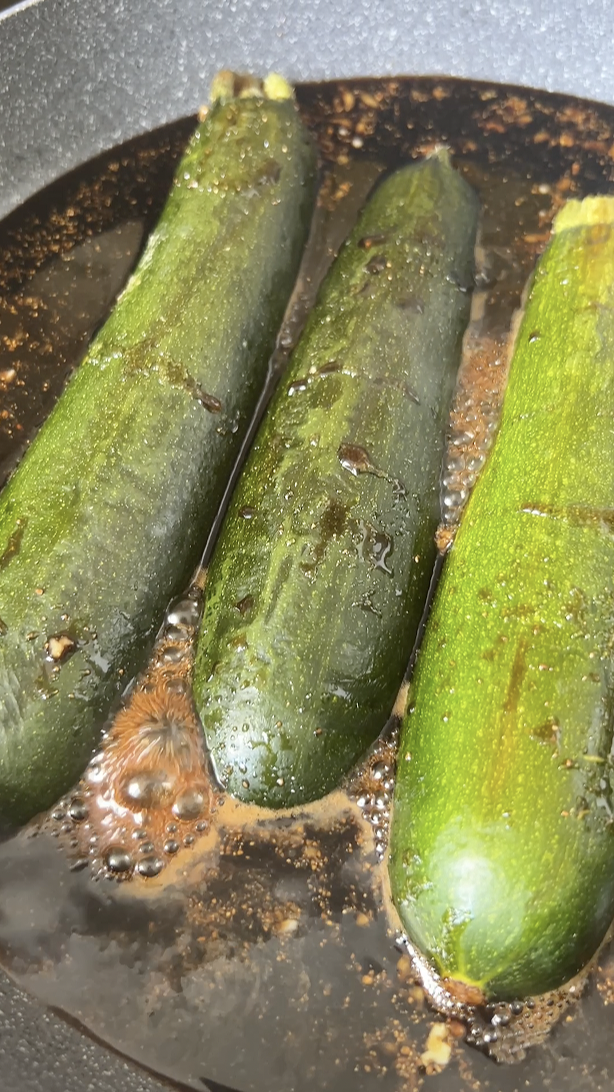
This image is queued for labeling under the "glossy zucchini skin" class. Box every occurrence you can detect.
[389,197,614,1002]
[194,150,478,807]
[0,77,316,828]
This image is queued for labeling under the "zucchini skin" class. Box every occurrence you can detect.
[389,197,614,1002]
[0,83,316,828]
[194,150,478,807]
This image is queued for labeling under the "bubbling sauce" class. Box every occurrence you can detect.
[41,584,220,882]
[1,77,614,1092]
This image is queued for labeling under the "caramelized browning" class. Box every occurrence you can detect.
[437,332,510,552]
[42,590,220,880]
[441,978,487,1007]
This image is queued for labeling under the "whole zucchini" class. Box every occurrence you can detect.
[389,196,614,1002]
[0,73,316,828]
[194,149,479,807]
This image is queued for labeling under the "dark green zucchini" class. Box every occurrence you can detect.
[194,149,479,807]
[389,196,614,1002]
[0,73,316,828]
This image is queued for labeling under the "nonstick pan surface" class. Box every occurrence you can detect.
[3,3,614,1091]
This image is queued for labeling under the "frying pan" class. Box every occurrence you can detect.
[2,1,614,1089]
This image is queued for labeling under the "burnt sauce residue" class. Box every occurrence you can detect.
[0,77,614,1092]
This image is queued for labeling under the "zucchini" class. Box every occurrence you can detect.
[389,196,614,1002]
[0,73,316,828]
[194,149,479,807]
